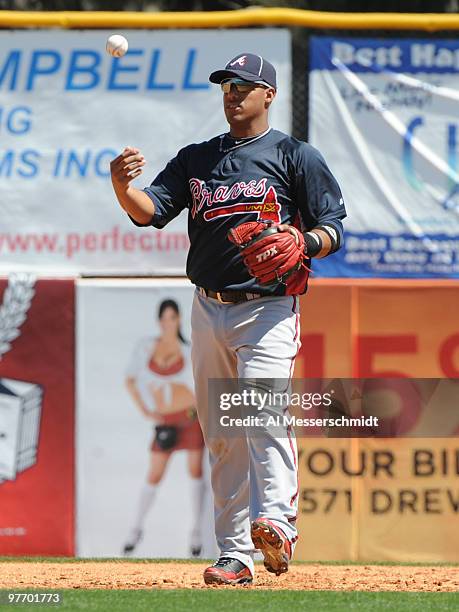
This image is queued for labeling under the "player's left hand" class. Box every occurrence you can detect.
[228,221,307,285]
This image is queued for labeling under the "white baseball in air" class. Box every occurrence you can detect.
[106,34,129,58]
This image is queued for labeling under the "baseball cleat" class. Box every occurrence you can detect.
[203,557,253,585]
[251,518,291,576]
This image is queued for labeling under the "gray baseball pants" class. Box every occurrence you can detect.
[191,289,300,576]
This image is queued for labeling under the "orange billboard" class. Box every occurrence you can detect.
[294,280,459,562]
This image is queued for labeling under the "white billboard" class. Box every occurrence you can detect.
[76,278,217,558]
[1,29,291,275]
[309,37,459,278]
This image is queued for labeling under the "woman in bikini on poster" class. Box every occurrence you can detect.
[123,299,205,557]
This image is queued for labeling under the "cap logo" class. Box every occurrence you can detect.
[230,55,247,67]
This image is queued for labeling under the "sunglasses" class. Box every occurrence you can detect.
[220,79,267,93]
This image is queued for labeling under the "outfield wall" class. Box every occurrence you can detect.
[295,280,459,562]
[0,277,457,560]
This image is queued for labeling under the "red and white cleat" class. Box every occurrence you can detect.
[203,557,253,585]
[251,518,292,576]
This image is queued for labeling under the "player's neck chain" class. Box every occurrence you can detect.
[219,127,272,153]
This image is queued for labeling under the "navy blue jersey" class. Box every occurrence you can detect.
[131,128,346,295]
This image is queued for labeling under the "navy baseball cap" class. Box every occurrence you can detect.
[209,53,277,89]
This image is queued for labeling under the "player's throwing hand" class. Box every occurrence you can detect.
[109,146,154,224]
[110,146,146,189]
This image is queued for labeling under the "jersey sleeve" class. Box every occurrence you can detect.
[293,143,347,242]
[132,146,192,229]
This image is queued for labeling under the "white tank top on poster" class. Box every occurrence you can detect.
[126,336,193,412]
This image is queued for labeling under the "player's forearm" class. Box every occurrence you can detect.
[114,185,155,225]
[304,221,343,259]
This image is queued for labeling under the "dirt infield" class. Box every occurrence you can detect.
[0,562,457,592]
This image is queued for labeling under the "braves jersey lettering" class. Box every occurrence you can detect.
[203,186,280,223]
[139,129,347,294]
[190,178,268,218]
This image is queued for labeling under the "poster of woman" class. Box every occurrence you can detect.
[76,279,217,558]
[123,299,205,557]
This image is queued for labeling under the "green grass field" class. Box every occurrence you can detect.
[0,589,458,612]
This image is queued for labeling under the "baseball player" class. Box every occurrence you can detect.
[110,53,346,585]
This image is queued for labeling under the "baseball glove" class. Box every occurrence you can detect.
[228,221,308,286]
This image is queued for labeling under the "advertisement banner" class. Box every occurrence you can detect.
[296,285,353,378]
[76,279,217,558]
[357,285,459,378]
[295,437,459,563]
[358,437,459,562]
[295,282,459,561]
[297,282,459,379]
[0,277,74,556]
[296,437,459,562]
[295,438,358,561]
[0,29,290,276]
[309,37,459,278]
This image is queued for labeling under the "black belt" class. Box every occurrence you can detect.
[198,287,262,304]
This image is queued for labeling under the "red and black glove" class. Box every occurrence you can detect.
[228,221,308,286]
